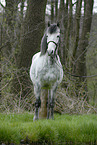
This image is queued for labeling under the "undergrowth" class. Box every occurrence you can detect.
[0,113,97,144]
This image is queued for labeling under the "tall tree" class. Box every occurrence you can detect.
[51,0,54,23]
[55,0,58,20]
[58,0,67,64]
[3,0,18,56]
[72,0,82,64]
[75,0,94,97]
[65,0,72,65]
[1,0,20,98]
[14,0,47,97]
[18,0,47,68]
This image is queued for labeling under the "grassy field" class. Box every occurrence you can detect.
[0,113,97,145]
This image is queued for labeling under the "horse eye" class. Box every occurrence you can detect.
[46,35,48,38]
[57,35,60,38]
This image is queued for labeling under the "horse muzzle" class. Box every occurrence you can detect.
[47,50,56,58]
[47,41,58,58]
[48,50,54,56]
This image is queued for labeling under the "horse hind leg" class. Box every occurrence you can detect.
[33,86,41,121]
[50,98,55,119]
[47,90,51,119]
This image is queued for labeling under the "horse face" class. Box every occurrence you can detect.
[46,25,60,57]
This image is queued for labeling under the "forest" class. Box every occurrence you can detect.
[0,0,97,114]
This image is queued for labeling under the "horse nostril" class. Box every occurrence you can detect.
[47,50,55,56]
[51,50,54,55]
[51,50,53,54]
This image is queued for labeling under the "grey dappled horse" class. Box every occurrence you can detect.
[30,23,63,121]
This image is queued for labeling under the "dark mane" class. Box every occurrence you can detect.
[40,34,47,55]
[48,24,57,34]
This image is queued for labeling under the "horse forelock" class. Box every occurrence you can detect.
[48,24,58,34]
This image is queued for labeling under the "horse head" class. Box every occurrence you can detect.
[41,22,60,58]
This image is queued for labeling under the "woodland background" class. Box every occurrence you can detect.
[0,0,97,114]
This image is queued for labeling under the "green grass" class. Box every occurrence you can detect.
[0,113,97,144]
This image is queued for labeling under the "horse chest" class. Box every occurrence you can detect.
[30,52,63,87]
[38,62,60,83]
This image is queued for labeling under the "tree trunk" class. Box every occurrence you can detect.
[18,0,47,68]
[3,0,15,56]
[72,0,82,64]
[58,0,67,64]
[65,0,72,66]
[51,0,54,23]
[75,0,94,98]
[55,0,58,20]
[14,0,47,97]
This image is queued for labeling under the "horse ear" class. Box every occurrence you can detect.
[48,21,50,27]
[40,34,47,55]
[57,22,60,27]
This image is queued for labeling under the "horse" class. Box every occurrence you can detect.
[30,22,63,121]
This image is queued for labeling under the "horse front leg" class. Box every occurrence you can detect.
[50,85,57,119]
[33,85,41,121]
